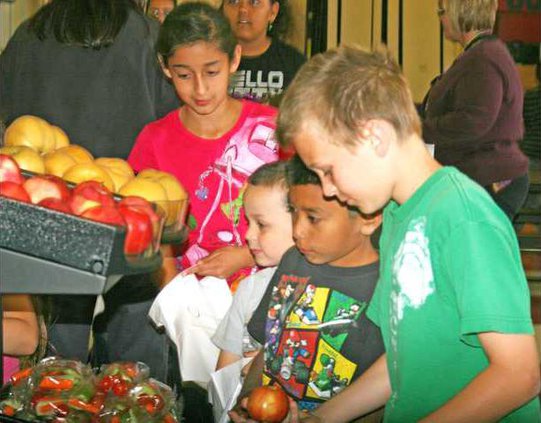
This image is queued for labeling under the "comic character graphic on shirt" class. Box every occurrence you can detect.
[263,276,365,409]
[293,284,320,325]
[318,302,365,339]
[266,276,307,323]
[265,275,308,357]
[266,329,317,398]
[308,353,349,399]
[265,319,283,355]
[183,118,278,270]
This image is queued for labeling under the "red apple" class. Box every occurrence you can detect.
[247,386,289,423]
[118,205,153,255]
[38,197,73,214]
[119,196,162,231]
[0,154,24,184]
[69,180,115,216]
[23,174,71,204]
[81,205,125,226]
[0,181,31,202]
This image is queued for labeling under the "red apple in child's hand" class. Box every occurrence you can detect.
[23,174,71,204]
[0,154,24,184]
[118,205,153,255]
[0,181,31,202]
[37,197,73,214]
[247,386,290,423]
[69,180,115,215]
[81,205,126,226]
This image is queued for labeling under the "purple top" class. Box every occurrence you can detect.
[423,36,528,186]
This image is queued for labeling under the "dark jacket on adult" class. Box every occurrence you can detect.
[422,36,528,187]
[0,10,179,159]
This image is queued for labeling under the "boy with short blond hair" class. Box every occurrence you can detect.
[277,46,540,422]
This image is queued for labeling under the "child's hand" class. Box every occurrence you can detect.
[240,351,260,377]
[283,399,322,423]
[229,396,313,423]
[228,396,256,422]
[182,246,255,279]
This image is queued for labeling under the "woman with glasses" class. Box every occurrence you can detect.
[421,0,529,220]
[147,0,177,24]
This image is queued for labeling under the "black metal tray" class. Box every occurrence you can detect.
[0,197,160,277]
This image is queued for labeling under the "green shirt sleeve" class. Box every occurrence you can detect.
[367,280,382,327]
[442,221,533,347]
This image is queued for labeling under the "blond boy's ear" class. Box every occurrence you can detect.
[358,119,395,158]
[359,212,383,236]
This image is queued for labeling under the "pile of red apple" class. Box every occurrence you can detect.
[0,154,163,257]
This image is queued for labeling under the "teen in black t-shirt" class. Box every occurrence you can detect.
[222,0,306,103]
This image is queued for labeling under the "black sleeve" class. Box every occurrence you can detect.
[248,247,297,343]
[0,23,26,124]
[247,273,277,344]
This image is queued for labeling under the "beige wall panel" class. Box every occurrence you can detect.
[1,0,43,52]
[340,0,372,50]
[327,0,339,50]
[287,0,307,54]
[443,37,462,70]
[518,64,538,90]
[402,0,440,103]
[372,0,382,50]
[386,0,399,63]
[179,0,221,6]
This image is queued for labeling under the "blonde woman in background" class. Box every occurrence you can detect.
[421,0,529,220]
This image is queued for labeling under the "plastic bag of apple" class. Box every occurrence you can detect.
[0,357,180,422]
[0,115,189,241]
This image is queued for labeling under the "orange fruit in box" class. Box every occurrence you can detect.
[0,145,45,174]
[43,150,78,177]
[55,145,93,164]
[118,177,168,202]
[94,157,134,193]
[137,169,187,201]
[4,115,56,154]
[137,169,187,226]
[118,177,169,218]
[63,162,115,192]
[50,125,70,149]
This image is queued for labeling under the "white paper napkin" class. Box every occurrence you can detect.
[148,273,233,387]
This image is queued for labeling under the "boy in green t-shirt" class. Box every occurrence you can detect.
[274,47,540,422]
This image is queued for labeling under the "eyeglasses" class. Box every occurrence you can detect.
[437,7,446,17]
[149,8,172,20]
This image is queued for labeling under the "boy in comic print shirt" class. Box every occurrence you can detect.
[234,155,384,416]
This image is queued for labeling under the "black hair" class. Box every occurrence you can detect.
[269,0,291,40]
[248,160,289,188]
[220,0,292,41]
[157,2,237,66]
[286,154,321,187]
[286,154,363,217]
[28,0,143,49]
